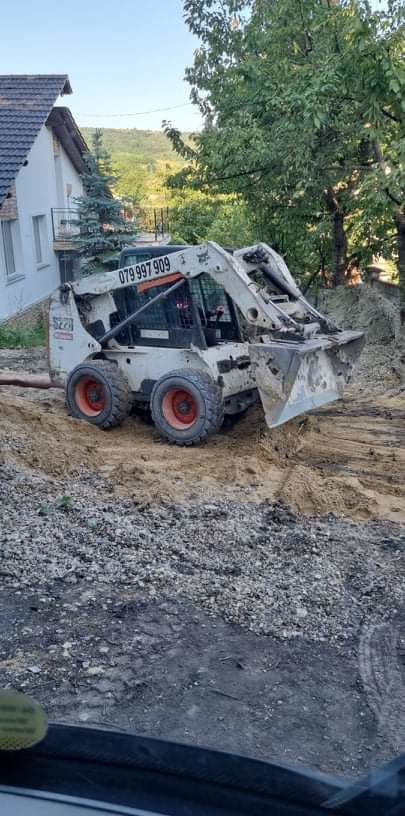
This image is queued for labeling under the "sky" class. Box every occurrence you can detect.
[0,0,387,135]
[0,0,202,132]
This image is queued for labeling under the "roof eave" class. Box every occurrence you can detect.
[46,107,88,175]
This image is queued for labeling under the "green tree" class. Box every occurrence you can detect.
[168,189,222,243]
[185,0,362,283]
[112,156,149,210]
[207,198,256,246]
[75,130,137,273]
[170,0,404,304]
[345,2,404,324]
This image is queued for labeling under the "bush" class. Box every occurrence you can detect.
[169,190,256,247]
[0,318,47,349]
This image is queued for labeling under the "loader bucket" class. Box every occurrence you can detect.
[249,330,365,428]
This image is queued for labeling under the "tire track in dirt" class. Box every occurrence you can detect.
[283,396,405,521]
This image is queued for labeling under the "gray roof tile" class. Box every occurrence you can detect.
[0,75,72,206]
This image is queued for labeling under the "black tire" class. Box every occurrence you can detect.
[66,360,132,429]
[151,368,224,446]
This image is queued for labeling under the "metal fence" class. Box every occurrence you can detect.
[133,207,170,241]
[52,206,171,244]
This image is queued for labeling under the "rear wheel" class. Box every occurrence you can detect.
[151,369,224,446]
[66,360,132,429]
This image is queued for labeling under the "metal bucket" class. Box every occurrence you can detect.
[249,330,365,428]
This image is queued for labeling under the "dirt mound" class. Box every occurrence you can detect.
[0,392,99,475]
[318,285,401,398]
[276,465,379,520]
[319,284,399,344]
[1,385,404,523]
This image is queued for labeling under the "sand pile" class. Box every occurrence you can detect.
[318,284,400,344]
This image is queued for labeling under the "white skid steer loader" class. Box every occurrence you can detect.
[49,242,364,445]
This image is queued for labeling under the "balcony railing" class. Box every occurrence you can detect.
[51,208,80,243]
[52,206,171,247]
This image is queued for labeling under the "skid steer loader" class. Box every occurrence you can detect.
[48,242,364,445]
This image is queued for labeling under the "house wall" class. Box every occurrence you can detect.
[58,143,84,206]
[0,123,83,321]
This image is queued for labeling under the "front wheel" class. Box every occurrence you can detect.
[151,369,224,446]
[66,360,132,429]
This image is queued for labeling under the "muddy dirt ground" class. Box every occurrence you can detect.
[1,290,405,779]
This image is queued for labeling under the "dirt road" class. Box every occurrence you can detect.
[0,344,404,777]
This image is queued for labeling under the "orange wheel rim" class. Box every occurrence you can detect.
[75,377,106,416]
[162,387,198,430]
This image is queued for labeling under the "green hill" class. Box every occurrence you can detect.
[80,127,184,167]
[80,127,187,207]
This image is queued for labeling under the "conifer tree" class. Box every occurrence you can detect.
[76,130,137,273]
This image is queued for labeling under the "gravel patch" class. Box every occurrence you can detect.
[1,460,404,646]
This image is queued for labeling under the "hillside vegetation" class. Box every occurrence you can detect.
[80,127,186,208]
[80,127,184,166]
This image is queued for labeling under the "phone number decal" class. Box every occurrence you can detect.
[118,256,171,285]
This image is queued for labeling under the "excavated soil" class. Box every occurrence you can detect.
[318,283,400,344]
[0,385,404,523]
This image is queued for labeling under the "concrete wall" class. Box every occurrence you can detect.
[0,124,83,321]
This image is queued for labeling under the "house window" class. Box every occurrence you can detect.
[1,220,16,279]
[32,214,48,266]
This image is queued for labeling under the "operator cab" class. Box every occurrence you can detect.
[112,245,242,349]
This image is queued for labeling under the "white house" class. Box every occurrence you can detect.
[0,75,88,321]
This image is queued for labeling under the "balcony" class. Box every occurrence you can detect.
[51,206,171,253]
[51,208,80,251]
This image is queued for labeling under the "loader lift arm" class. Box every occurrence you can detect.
[68,241,323,338]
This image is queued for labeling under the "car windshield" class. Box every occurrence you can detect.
[0,1,404,811]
